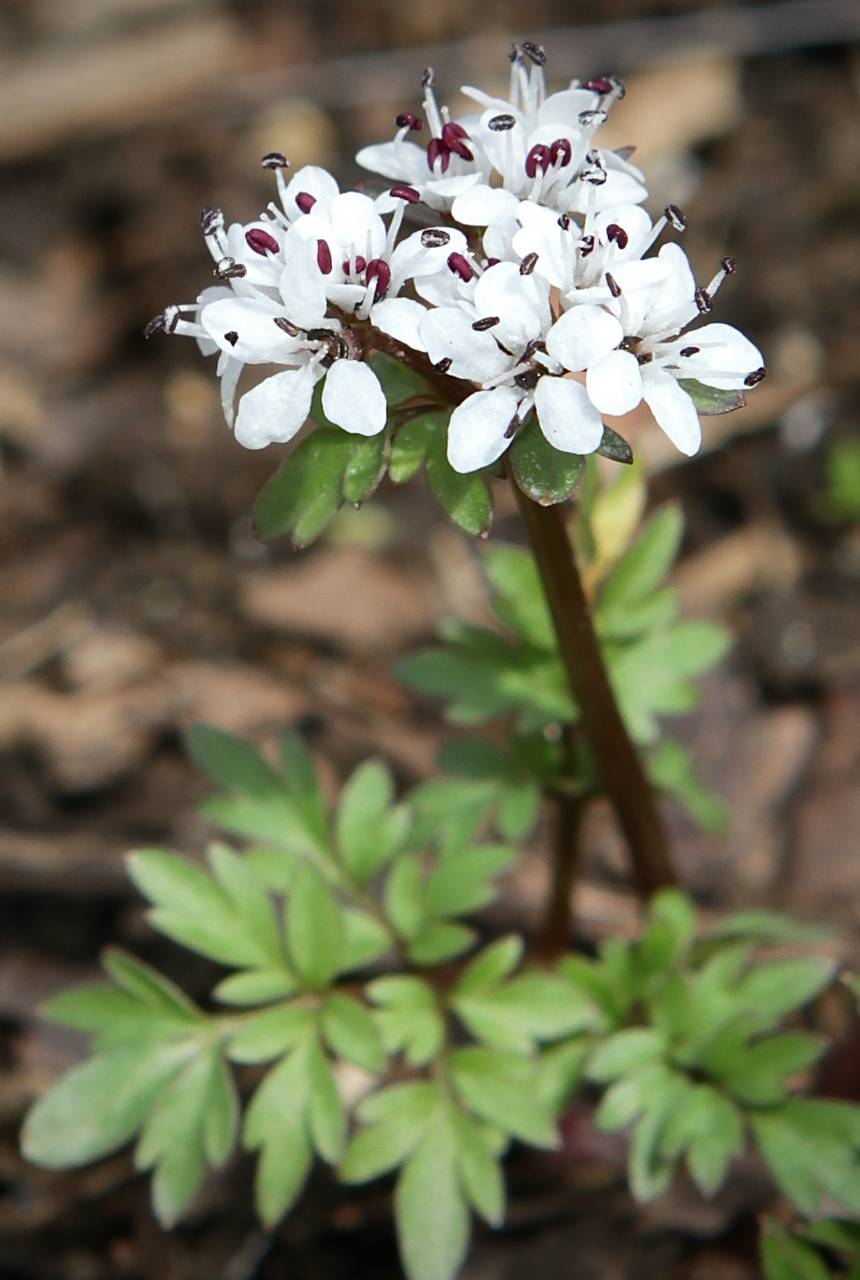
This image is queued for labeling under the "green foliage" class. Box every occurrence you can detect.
[678,378,747,415]
[389,410,493,536]
[761,1217,860,1280]
[818,439,860,523]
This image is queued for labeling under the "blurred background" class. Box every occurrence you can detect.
[1,1,859,1275]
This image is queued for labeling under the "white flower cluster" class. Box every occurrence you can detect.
[151,44,765,471]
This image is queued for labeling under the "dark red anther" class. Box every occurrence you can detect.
[390,184,421,203]
[525,144,550,178]
[694,287,713,314]
[583,77,614,94]
[396,112,423,131]
[606,272,622,298]
[472,316,500,330]
[316,239,333,274]
[744,366,767,387]
[245,227,280,256]
[442,122,474,161]
[343,254,367,274]
[224,331,239,347]
[295,191,316,214]
[679,346,700,358]
[485,257,501,267]
[447,252,474,282]
[721,255,737,275]
[549,138,572,167]
[421,228,450,248]
[606,224,629,249]
[364,258,392,301]
[434,357,452,374]
[664,204,687,231]
[519,252,538,276]
[261,152,288,169]
[426,138,450,173]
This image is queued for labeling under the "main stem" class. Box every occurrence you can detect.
[510,476,677,900]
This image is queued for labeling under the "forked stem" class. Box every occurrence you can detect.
[509,475,678,904]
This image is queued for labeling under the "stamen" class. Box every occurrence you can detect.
[295,192,316,214]
[744,366,767,387]
[558,213,572,230]
[344,254,367,274]
[679,346,700,357]
[488,113,516,131]
[144,312,167,339]
[606,224,629,249]
[245,227,280,256]
[472,316,500,330]
[434,357,452,374]
[261,152,289,170]
[504,412,522,440]
[549,138,572,167]
[519,252,539,276]
[664,204,687,231]
[426,138,450,173]
[396,112,422,131]
[390,184,421,203]
[580,151,607,185]
[522,41,546,66]
[441,122,473,161]
[365,258,392,301]
[447,252,474,282]
[421,228,450,247]
[578,110,608,129]
[214,256,247,280]
[224,331,239,347]
[637,351,653,365]
[274,317,303,336]
[201,207,224,236]
[605,272,622,298]
[525,143,550,178]
[582,77,614,94]
[316,240,333,274]
[694,287,713,314]
[514,368,540,389]
[705,255,737,299]
[722,256,736,274]
[579,234,595,256]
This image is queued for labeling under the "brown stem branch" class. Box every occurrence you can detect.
[508,470,678,899]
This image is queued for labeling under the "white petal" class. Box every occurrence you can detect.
[329,192,386,261]
[370,297,427,352]
[473,261,550,352]
[282,165,339,215]
[389,226,468,281]
[451,185,519,226]
[537,88,597,127]
[586,350,642,416]
[279,235,328,328]
[355,140,427,183]
[512,202,572,289]
[482,214,519,263]
[321,361,386,436]
[534,377,604,454]
[234,367,316,450]
[642,367,701,455]
[447,388,519,473]
[218,354,243,427]
[419,308,510,382]
[200,297,297,364]
[545,306,623,371]
[670,322,763,388]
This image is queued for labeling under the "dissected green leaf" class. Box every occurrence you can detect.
[395,1113,470,1280]
[321,992,386,1074]
[449,1047,558,1148]
[454,936,524,997]
[587,1028,666,1083]
[450,1105,505,1227]
[599,504,683,614]
[243,1043,314,1224]
[649,740,728,834]
[285,863,346,988]
[213,968,298,1006]
[752,1099,860,1217]
[761,1220,832,1280]
[408,921,476,965]
[384,853,425,940]
[335,759,407,884]
[367,976,444,1066]
[227,1003,316,1064]
[184,726,280,797]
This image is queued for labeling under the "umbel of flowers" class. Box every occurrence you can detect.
[149,43,765,475]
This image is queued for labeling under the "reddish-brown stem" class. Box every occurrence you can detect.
[509,473,678,900]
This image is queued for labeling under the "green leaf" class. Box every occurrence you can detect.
[424,844,514,917]
[307,1037,345,1163]
[335,759,407,884]
[279,733,330,855]
[408,921,476,965]
[706,909,834,946]
[369,351,433,406]
[395,1115,470,1280]
[761,1220,831,1280]
[678,378,747,416]
[285,863,345,987]
[596,424,634,464]
[450,1105,505,1226]
[610,620,731,744]
[628,1071,679,1201]
[535,1039,590,1111]
[733,956,834,1032]
[254,426,357,546]
[659,1084,743,1195]
[586,1028,665,1083]
[449,1047,558,1148]
[207,842,283,967]
[244,1044,313,1225]
[649,740,728,834]
[484,543,556,649]
[343,431,386,504]
[800,1218,860,1256]
[184,725,280,797]
[384,854,425,941]
[425,424,493,537]
[213,968,298,1006]
[752,1099,860,1217]
[342,908,393,969]
[127,849,271,968]
[367,976,444,1066]
[716,1033,823,1106]
[510,418,585,506]
[454,935,524,996]
[227,1003,316,1064]
[599,504,683,613]
[321,993,386,1074]
[389,412,443,484]
[595,1062,673,1133]
[101,948,203,1021]
[454,972,596,1054]
[21,1040,192,1169]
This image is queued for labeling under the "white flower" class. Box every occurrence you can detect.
[557,244,766,455]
